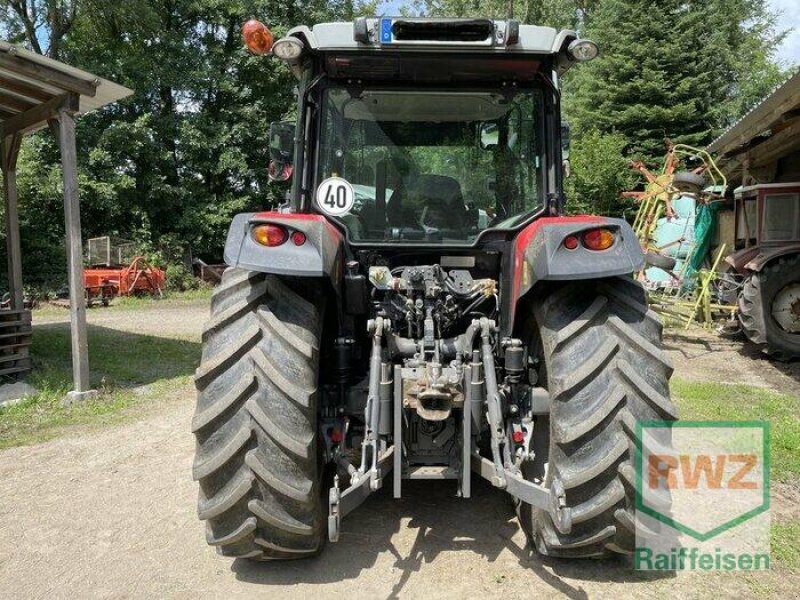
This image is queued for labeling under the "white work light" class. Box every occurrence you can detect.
[568,39,599,62]
[272,37,305,60]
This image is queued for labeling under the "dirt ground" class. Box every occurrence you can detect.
[663,327,800,397]
[1,304,798,599]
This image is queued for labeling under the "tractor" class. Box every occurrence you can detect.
[192,17,677,561]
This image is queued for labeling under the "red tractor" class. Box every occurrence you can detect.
[192,17,677,561]
[725,183,800,360]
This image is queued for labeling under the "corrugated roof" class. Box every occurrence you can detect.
[707,69,800,156]
[0,40,132,136]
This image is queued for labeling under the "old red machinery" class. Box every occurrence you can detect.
[83,256,165,305]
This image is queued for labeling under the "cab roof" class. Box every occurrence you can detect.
[288,18,574,54]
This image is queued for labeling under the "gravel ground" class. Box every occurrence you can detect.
[0,303,797,599]
[663,327,800,396]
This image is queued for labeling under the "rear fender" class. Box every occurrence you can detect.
[510,216,644,324]
[223,212,343,286]
[726,244,800,273]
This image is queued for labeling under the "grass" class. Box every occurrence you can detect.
[0,321,200,449]
[111,286,213,309]
[772,522,800,569]
[672,378,800,570]
[671,379,800,481]
[32,287,213,319]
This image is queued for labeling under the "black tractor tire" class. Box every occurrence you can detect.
[522,277,678,558]
[192,267,326,559]
[738,255,800,361]
[644,251,677,271]
[672,171,706,195]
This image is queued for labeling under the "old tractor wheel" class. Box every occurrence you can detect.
[522,277,678,558]
[672,171,706,195]
[739,255,800,361]
[192,268,326,559]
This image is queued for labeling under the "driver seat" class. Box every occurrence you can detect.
[414,174,467,230]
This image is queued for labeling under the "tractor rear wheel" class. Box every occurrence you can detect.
[521,277,678,558]
[739,255,800,361]
[192,267,326,559]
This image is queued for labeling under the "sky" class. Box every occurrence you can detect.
[770,0,800,65]
[379,0,800,66]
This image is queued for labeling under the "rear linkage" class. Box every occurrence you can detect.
[327,316,571,542]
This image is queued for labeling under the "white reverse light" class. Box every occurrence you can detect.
[272,37,304,60]
[568,39,599,62]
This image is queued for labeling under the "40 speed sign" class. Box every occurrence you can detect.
[316,177,354,216]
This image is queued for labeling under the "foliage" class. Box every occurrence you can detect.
[0,0,79,58]
[164,263,199,292]
[564,129,634,217]
[566,0,789,162]
[0,0,374,294]
[411,0,589,30]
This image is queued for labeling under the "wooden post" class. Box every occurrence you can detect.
[51,109,95,401]
[2,133,23,311]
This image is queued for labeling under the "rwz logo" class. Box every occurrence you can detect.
[636,421,770,542]
[648,453,759,490]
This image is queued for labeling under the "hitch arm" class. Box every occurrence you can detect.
[471,453,572,534]
[328,447,394,542]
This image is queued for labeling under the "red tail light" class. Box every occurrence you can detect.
[252,224,287,247]
[291,231,306,246]
[582,228,615,251]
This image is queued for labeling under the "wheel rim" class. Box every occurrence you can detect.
[771,282,800,333]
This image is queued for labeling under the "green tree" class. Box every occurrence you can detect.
[0,0,80,58]
[564,129,634,217]
[413,0,584,30]
[1,0,375,292]
[416,0,789,213]
[564,0,789,163]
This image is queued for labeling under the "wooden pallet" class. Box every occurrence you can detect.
[0,309,32,379]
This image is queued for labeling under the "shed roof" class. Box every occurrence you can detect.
[0,41,132,138]
[707,70,800,158]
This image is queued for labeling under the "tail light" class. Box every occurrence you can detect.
[252,224,287,247]
[290,231,306,246]
[242,19,273,55]
[582,228,615,251]
[563,235,579,250]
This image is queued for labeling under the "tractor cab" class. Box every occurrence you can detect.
[260,18,596,245]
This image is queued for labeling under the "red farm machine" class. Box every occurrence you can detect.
[188,17,679,563]
[82,237,165,306]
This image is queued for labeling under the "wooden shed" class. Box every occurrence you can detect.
[0,41,132,401]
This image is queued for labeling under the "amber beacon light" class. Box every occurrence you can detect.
[242,19,274,55]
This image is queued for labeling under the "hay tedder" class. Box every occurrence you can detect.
[628,143,800,359]
[82,237,165,305]
[626,144,738,330]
